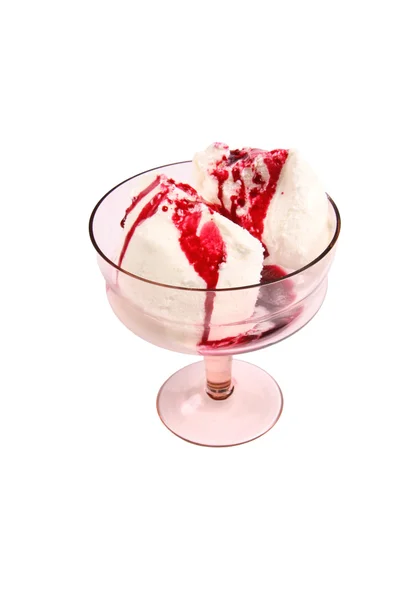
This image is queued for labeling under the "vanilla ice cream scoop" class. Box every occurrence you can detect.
[117,174,264,345]
[193,143,333,270]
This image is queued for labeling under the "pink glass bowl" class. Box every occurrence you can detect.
[89,161,341,446]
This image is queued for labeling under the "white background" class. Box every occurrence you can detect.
[1,1,399,598]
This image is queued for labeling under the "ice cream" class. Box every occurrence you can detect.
[193,143,332,270]
[117,174,264,345]
[114,143,333,350]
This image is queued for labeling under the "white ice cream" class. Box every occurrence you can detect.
[264,150,332,269]
[193,143,333,271]
[116,175,264,346]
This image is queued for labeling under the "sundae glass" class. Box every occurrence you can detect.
[89,161,340,446]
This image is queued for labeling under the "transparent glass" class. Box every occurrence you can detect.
[89,161,341,446]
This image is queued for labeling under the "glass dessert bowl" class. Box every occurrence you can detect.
[89,161,341,447]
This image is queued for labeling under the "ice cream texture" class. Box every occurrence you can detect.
[117,174,264,345]
[193,143,332,270]
[118,174,263,291]
[115,144,333,347]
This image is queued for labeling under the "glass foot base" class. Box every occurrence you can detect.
[156,360,283,447]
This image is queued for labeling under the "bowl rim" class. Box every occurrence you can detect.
[88,160,341,292]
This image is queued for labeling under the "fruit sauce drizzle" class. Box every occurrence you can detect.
[171,201,226,344]
[120,176,161,229]
[211,148,288,257]
[118,178,226,344]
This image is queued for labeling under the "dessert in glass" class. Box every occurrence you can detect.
[89,144,340,447]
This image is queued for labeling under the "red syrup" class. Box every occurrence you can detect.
[211,149,288,257]
[118,188,168,268]
[120,176,161,228]
[212,167,229,213]
[172,181,200,199]
[172,201,226,344]
[226,148,249,165]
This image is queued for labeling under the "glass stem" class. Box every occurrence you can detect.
[204,356,234,400]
